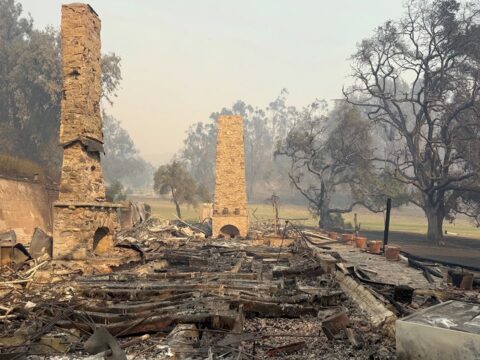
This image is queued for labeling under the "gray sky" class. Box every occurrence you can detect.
[21,0,404,166]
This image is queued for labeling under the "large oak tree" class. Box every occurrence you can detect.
[344,0,480,243]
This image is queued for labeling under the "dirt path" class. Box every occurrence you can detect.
[361,230,480,269]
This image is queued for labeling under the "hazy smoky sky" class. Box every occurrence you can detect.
[21,0,403,166]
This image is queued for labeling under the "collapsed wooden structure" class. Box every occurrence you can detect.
[3,218,479,358]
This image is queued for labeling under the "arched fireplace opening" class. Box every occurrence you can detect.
[219,224,240,238]
[93,227,112,253]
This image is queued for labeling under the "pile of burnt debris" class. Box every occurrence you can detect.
[1,219,479,359]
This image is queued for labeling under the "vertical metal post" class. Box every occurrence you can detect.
[383,198,392,251]
[354,213,358,236]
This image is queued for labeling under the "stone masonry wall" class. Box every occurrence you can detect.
[212,115,248,237]
[59,142,105,202]
[53,205,118,259]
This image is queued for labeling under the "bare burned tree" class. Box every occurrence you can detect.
[344,0,480,244]
[276,101,400,229]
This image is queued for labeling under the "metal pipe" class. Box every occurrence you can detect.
[383,198,392,251]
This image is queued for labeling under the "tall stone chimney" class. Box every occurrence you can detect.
[58,3,104,202]
[212,115,248,237]
[53,3,120,259]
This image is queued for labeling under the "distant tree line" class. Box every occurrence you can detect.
[102,114,154,190]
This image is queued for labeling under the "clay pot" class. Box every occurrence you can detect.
[385,245,400,261]
[460,273,474,290]
[367,240,382,254]
[355,236,367,249]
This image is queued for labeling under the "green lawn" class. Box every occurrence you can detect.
[130,196,480,240]
[342,208,480,239]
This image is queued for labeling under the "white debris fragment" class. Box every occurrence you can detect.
[24,301,36,310]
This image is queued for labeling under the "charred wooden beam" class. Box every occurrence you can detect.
[57,310,241,337]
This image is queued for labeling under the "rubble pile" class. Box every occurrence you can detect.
[1,219,398,359]
[2,218,480,359]
[116,217,209,249]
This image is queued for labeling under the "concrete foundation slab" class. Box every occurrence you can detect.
[396,300,480,359]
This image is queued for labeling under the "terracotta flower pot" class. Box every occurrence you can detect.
[355,236,367,249]
[367,240,382,254]
[385,245,400,261]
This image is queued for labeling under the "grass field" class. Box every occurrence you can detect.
[130,196,480,240]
